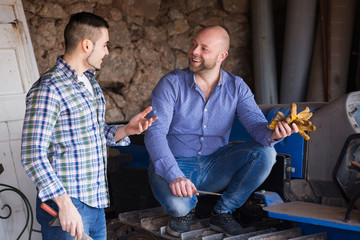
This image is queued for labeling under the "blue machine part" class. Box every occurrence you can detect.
[254,191,284,206]
[117,143,150,169]
[257,191,360,240]
[229,107,305,178]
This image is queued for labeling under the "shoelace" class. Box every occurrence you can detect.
[175,211,194,223]
[223,213,236,223]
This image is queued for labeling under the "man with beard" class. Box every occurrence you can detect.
[21,12,157,240]
[144,26,297,237]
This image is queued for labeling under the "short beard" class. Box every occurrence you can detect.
[86,49,101,71]
[189,59,216,73]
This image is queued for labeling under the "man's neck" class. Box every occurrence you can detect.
[194,67,221,101]
[63,53,88,77]
[194,67,221,87]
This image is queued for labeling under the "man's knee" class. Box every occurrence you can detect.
[256,146,277,168]
[165,198,194,217]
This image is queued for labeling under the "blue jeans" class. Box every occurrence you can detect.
[148,141,277,216]
[36,196,106,240]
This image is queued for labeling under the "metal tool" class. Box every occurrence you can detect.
[40,203,93,240]
[192,189,222,196]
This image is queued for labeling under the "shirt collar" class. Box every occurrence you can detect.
[56,56,96,82]
[189,68,224,87]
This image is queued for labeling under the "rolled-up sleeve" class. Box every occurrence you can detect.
[104,124,130,146]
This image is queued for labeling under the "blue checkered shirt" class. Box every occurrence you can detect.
[21,56,130,208]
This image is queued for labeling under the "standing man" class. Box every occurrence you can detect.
[21,12,157,240]
[144,26,298,237]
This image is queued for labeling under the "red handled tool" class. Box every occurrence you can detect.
[40,202,93,240]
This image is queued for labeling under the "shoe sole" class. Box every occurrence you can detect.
[209,223,232,237]
[166,223,181,237]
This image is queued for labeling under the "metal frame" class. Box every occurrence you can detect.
[0,183,40,239]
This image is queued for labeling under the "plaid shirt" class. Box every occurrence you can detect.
[21,56,129,208]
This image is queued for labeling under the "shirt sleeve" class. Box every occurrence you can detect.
[104,124,130,146]
[144,75,185,183]
[21,84,66,202]
[235,79,279,147]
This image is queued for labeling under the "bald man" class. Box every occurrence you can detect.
[144,26,297,237]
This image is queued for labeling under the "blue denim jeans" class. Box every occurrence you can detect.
[36,196,106,240]
[148,141,277,217]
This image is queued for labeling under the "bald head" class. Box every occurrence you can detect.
[194,26,230,52]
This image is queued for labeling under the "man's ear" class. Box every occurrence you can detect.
[81,39,93,53]
[218,51,228,62]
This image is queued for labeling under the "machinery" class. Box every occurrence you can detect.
[109,91,360,239]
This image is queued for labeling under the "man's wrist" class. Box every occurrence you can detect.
[53,193,71,209]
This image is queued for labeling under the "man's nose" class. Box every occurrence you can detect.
[191,45,200,55]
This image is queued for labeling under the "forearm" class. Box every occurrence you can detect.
[104,124,130,146]
[114,125,129,142]
[144,131,184,183]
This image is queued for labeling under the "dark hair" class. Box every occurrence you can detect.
[64,12,109,52]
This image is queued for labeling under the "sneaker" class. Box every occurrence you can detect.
[166,209,195,237]
[209,211,245,236]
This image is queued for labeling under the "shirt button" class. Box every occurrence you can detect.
[198,151,201,155]
[201,137,204,141]
[203,125,206,128]
[204,109,208,112]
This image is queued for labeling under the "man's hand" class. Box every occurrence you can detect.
[170,176,196,198]
[271,121,298,140]
[125,106,158,135]
[115,106,158,141]
[53,194,83,240]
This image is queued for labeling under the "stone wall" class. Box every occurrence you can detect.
[22,0,252,123]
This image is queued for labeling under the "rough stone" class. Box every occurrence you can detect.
[106,107,125,123]
[168,34,190,52]
[109,21,131,48]
[186,0,218,12]
[175,51,188,69]
[140,46,160,66]
[109,8,123,21]
[200,17,220,27]
[113,0,161,20]
[167,19,190,37]
[38,3,68,19]
[93,4,111,21]
[229,25,250,48]
[97,47,136,86]
[188,11,206,24]
[223,20,241,34]
[145,26,167,43]
[168,8,184,20]
[65,2,95,15]
[30,18,57,49]
[222,0,249,14]
[159,44,175,71]
[22,0,37,15]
